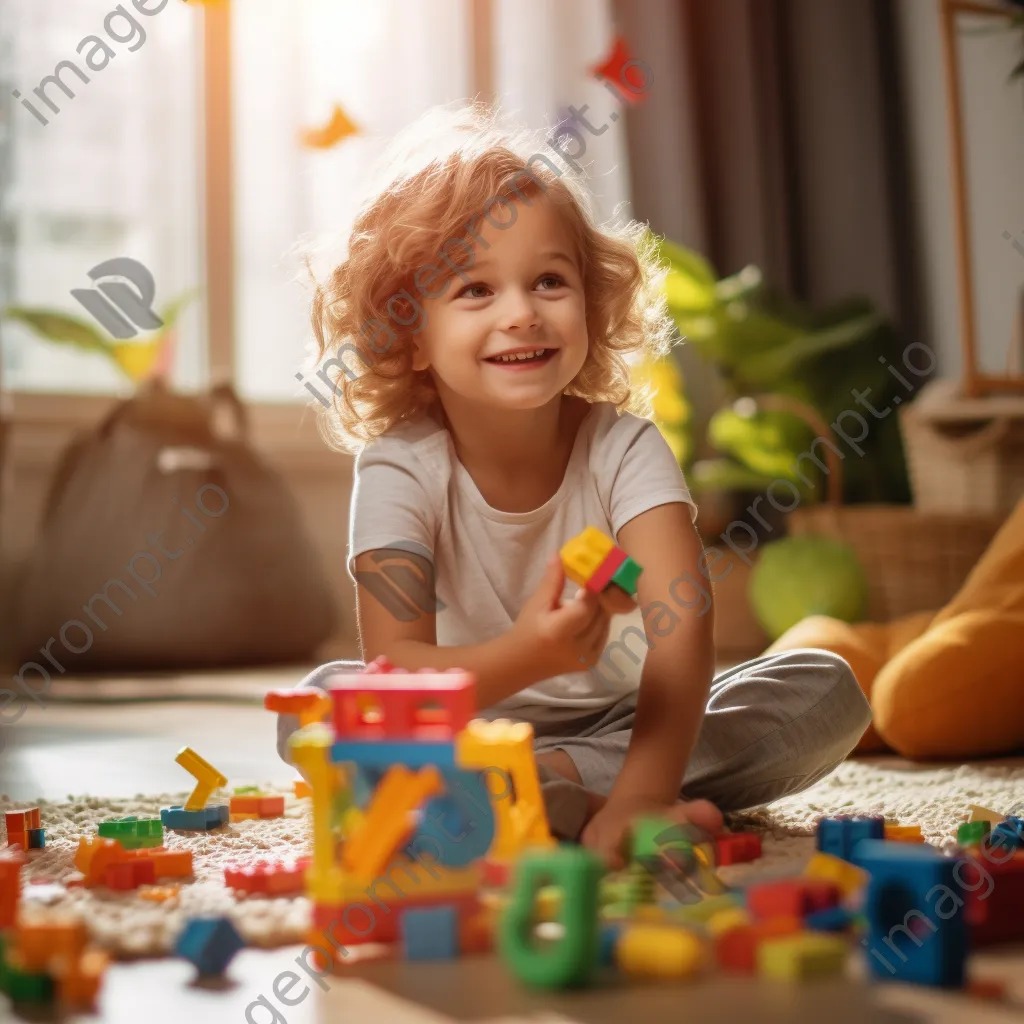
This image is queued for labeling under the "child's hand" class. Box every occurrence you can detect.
[512,555,613,676]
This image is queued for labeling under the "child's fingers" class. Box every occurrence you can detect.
[598,587,637,616]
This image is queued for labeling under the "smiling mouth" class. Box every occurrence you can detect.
[484,348,557,365]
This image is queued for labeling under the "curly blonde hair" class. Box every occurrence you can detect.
[309,102,675,453]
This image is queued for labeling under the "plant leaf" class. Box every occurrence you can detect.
[2,306,113,354]
[688,457,782,495]
[157,287,201,329]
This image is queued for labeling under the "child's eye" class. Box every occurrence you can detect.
[536,274,565,290]
[457,282,491,299]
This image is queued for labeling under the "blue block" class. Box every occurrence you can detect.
[415,770,495,868]
[598,922,623,966]
[161,805,229,831]
[331,739,457,769]
[400,905,458,961]
[806,905,854,933]
[816,816,885,862]
[853,839,967,988]
[26,828,45,849]
[988,817,1024,852]
[175,916,245,975]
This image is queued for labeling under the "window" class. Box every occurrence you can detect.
[0,0,205,395]
[1,0,628,404]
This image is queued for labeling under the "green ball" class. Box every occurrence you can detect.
[748,536,868,641]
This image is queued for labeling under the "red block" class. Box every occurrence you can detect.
[584,547,628,594]
[715,833,763,866]
[965,851,1024,947]
[5,809,40,834]
[105,859,156,891]
[746,879,839,920]
[313,894,479,948]
[0,850,24,929]
[715,917,803,973]
[6,831,26,851]
[225,858,310,896]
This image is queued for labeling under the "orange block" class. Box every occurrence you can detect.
[230,795,261,815]
[0,850,23,928]
[149,849,193,878]
[75,838,127,888]
[716,917,803,973]
[139,885,180,903]
[55,948,109,1009]
[258,795,285,818]
[16,917,88,971]
[884,824,925,843]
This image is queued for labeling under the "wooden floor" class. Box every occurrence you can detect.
[3,701,1024,1024]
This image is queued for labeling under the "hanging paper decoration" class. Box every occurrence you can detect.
[300,103,360,150]
[589,34,649,105]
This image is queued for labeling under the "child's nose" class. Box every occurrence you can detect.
[499,289,540,332]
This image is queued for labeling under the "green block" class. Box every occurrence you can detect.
[498,846,603,990]
[98,816,163,850]
[609,556,642,596]
[233,785,260,795]
[630,816,682,862]
[957,820,991,846]
[2,961,54,1004]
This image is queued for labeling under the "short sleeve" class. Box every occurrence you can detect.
[346,438,437,580]
[597,410,697,535]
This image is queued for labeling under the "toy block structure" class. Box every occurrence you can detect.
[560,526,642,600]
[5,808,41,850]
[265,687,331,728]
[745,879,840,920]
[74,836,193,890]
[853,839,968,987]
[963,849,1024,947]
[816,815,885,862]
[274,658,556,965]
[169,746,229,819]
[802,852,869,898]
[957,821,991,847]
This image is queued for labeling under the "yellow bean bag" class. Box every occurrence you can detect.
[767,496,1024,759]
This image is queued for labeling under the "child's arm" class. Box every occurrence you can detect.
[602,502,715,804]
[354,549,610,709]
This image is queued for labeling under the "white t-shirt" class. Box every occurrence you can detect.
[346,401,696,724]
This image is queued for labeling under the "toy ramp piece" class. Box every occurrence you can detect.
[456,719,553,860]
[343,764,443,880]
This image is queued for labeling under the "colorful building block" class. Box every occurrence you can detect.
[53,948,108,1010]
[499,846,603,990]
[957,821,991,846]
[104,859,156,891]
[802,851,869,898]
[854,839,967,987]
[224,858,310,896]
[816,815,885,862]
[715,917,803,973]
[963,850,1024,947]
[175,746,228,812]
[616,924,706,980]
[805,906,855,933]
[560,526,643,598]
[97,817,163,850]
[26,829,45,850]
[160,805,229,831]
[14,918,87,972]
[401,905,459,961]
[1,952,54,1003]
[987,817,1023,853]
[714,833,763,866]
[757,932,848,980]
[5,808,40,834]
[174,917,245,976]
[1,850,24,929]
[885,824,925,844]
[746,879,840,920]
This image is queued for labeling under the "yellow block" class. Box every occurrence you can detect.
[560,526,615,588]
[757,933,848,980]
[290,724,342,893]
[803,852,869,898]
[175,746,228,812]
[456,718,554,860]
[884,824,925,843]
[968,804,1004,824]
[668,894,741,925]
[705,907,751,937]
[616,925,706,980]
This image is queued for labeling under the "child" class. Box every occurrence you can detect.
[278,104,871,866]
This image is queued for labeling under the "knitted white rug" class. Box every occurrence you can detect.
[3,756,1023,959]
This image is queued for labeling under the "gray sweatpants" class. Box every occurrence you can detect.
[276,648,870,841]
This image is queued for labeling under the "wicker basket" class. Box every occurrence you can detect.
[898,379,1024,517]
[755,395,1006,623]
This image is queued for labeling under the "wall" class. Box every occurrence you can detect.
[897,0,1024,378]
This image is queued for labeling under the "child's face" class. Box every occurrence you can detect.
[412,197,589,413]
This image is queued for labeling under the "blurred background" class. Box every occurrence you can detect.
[1,0,1022,688]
